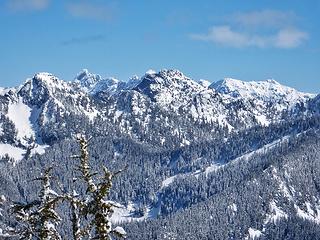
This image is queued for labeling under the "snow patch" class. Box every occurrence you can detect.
[7,98,35,143]
[255,115,270,126]
[30,144,48,156]
[204,163,221,176]
[295,202,320,224]
[247,228,263,239]
[232,135,290,164]
[161,176,177,188]
[111,202,153,224]
[265,200,288,223]
[0,144,25,164]
[146,69,157,75]
[113,226,126,236]
[228,203,237,212]
[198,79,211,88]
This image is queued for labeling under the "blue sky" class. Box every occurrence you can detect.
[0,0,319,93]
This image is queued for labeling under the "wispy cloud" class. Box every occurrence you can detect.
[61,34,106,46]
[191,10,308,49]
[5,0,50,12]
[274,28,308,48]
[66,2,115,21]
[191,26,308,49]
[231,10,297,28]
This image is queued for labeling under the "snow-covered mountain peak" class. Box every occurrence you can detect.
[158,69,185,79]
[125,75,141,89]
[144,69,202,88]
[145,69,157,75]
[211,77,314,103]
[133,69,205,109]
[75,68,90,80]
[265,78,280,84]
[74,69,102,92]
[90,77,124,94]
[34,72,55,80]
[31,72,68,90]
[142,69,191,84]
[0,87,14,96]
[15,72,72,107]
[198,79,211,88]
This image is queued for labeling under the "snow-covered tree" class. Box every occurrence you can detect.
[11,167,62,240]
[72,135,126,240]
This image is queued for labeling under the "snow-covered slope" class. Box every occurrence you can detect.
[309,94,320,114]
[211,78,315,126]
[211,78,313,102]
[0,69,316,164]
[133,69,205,110]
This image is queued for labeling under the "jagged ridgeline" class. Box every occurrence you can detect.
[0,69,320,239]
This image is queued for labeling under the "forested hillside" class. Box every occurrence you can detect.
[0,69,319,239]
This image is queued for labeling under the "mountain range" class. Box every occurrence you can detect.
[0,69,316,163]
[0,69,320,239]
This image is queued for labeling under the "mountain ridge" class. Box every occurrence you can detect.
[0,69,317,163]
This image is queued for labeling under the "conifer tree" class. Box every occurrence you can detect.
[11,167,62,240]
[9,135,126,240]
[72,135,126,240]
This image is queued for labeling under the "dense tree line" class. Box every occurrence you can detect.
[1,112,320,238]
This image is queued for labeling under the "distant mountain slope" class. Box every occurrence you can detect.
[0,69,316,164]
[0,69,319,239]
[125,128,320,239]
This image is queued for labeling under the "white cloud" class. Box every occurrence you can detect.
[6,0,50,12]
[274,28,308,48]
[191,26,250,48]
[232,10,297,28]
[191,25,308,49]
[66,2,115,21]
[191,10,308,49]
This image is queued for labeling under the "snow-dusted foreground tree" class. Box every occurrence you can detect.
[71,135,127,240]
[11,167,62,239]
[7,135,126,240]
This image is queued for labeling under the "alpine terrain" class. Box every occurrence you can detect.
[0,69,320,239]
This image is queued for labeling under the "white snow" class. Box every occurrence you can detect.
[271,166,294,201]
[198,79,211,88]
[212,78,315,103]
[111,202,153,224]
[255,115,270,126]
[0,122,3,135]
[295,202,320,224]
[180,139,190,146]
[7,98,35,143]
[114,110,123,120]
[34,72,68,91]
[228,203,237,212]
[247,228,263,239]
[0,144,25,164]
[0,87,13,96]
[30,144,48,156]
[232,135,290,164]
[266,200,288,223]
[161,176,176,188]
[113,226,126,236]
[83,108,99,122]
[0,143,47,165]
[146,69,157,75]
[204,163,221,176]
[246,200,287,240]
